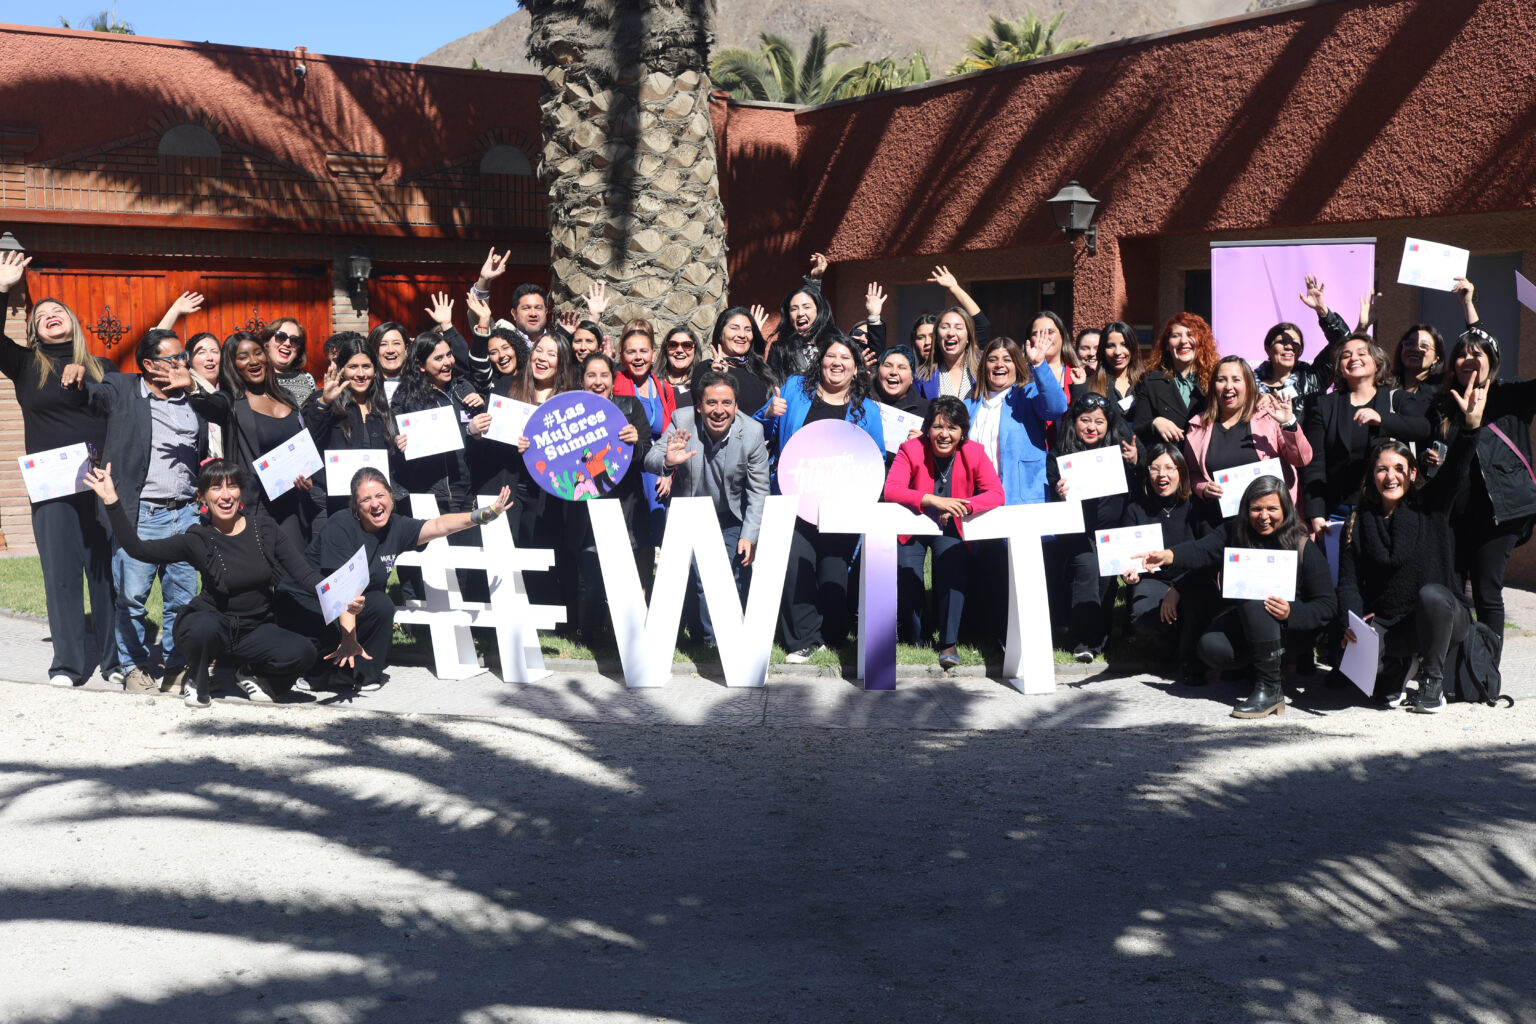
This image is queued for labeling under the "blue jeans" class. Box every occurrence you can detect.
[687,523,746,646]
[113,502,199,671]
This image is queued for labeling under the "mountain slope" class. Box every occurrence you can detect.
[419,1,1295,78]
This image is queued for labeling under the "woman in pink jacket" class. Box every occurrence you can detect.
[1183,355,1311,528]
[883,395,1005,668]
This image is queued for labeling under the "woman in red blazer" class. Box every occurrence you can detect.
[884,395,1005,668]
[612,318,678,545]
[1182,355,1311,527]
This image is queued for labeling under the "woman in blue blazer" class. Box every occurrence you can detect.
[758,336,885,661]
[964,336,1068,506]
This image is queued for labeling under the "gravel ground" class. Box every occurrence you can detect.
[2,674,1534,1024]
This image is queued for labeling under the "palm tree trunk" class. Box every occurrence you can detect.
[526,1,728,335]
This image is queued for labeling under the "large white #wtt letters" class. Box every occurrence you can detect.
[965,500,1085,694]
[591,495,797,688]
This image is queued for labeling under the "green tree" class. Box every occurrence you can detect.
[948,11,1086,74]
[58,9,134,33]
[837,50,932,99]
[711,27,863,105]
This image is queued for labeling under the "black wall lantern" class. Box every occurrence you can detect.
[1046,180,1100,255]
[347,248,372,307]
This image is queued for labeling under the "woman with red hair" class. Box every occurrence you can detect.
[1132,313,1220,449]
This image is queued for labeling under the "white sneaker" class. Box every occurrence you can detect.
[784,644,825,665]
[49,674,76,687]
[236,671,275,703]
[184,683,212,709]
[105,669,125,688]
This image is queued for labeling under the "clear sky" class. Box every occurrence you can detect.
[3,1,519,64]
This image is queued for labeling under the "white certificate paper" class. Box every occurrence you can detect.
[325,449,391,488]
[484,394,539,447]
[1055,449,1128,501]
[398,407,465,460]
[877,404,925,455]
[316,545,369,624]
[1214,458,1285,518]
[253,431,323,501]
[18,443,93,503]
[1397,237,1469,292]
[1339,611,1379,697]
[1222,547,1297,602]
[1095,523,1163,577]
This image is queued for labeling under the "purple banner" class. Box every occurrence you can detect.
[522,392,635,501]
[776,419,886,524]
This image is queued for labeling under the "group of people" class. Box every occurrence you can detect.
[1,245,1524,718]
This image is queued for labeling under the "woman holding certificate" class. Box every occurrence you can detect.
[162,330,319,546]
[0,252,120,688]
[1338,380,1485,712]
[84,459,366,708]
[391,331,477,514]
[1137,476,1336,718]
[1120,444,1208,683]
[305,335,400,509]
[1182,355,1311,527]
[1047,392,1139,661]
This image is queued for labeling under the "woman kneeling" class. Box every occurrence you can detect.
[87,459,365,708]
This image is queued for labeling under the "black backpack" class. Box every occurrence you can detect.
[1447,621,1514,707]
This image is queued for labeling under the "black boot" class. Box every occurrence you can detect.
[1232,640,1286,718]
[1410,674,1445,714]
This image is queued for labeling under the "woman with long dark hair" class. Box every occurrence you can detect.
[964,336,1067,506]
[758,336,886,661]
[883,396,1004,668]
[390,331,477,514]
[1098,320,1143,411]
[1338,381,1485,713]
[163,329,317,545]
[700,305,777,417]
[0,252,119,687]
[1138,476,1337,718]
[1430,321,1536,655]
[305,334,400,507]
[1392,322,1445,400]
[86,458,365,707]
[1031,311,1087,411]
[769,284,842,381]
[366,321,409,403]
[1132,313,1220,448]
[661,325,705,403]
[1047,392,1140,660]
[1119,443,1208,682]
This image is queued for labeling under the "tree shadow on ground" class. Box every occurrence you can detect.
[1,682,1534,1023]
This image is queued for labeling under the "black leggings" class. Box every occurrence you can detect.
[1064,540,1116,651]
[1379,584,1472,684]
[273,588,397,687]
[1197,600,1284,670]
[1455,513,1522,646]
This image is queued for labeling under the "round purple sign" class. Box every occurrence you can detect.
[521,392,635,501]
[776,419,885,524]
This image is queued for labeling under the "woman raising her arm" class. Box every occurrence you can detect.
[86,459,365,708]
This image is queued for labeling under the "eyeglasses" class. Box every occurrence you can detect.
[666,341,695,351]
[151,352,190,364]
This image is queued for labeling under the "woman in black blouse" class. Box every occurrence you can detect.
[699,305,777,418]
[305,334,401,509]
[1132,313,1219,448]
[0,252,119,687]
[1139,476,1338,718]
[1120,443,1208,683]
[86,459,365,708]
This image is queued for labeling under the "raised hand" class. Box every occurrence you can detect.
[1299,274,1328,315]
[584,281,610,319]
[928,265,958,291]
[1449,374,1488,428]
[1357,291,1380,331]
[478,247,510,286]
[558,309,579,332]
[424,291,454,330]
[488,486,513,515]
[1120,439,1138,465]
[1259,392,1294,425]
[664,429,697,467]
[83,463,118,505]
[864,282,887,318]
[319,362,343,404]
[1453,276,1479,322]
[0,251,30,293]
[749,303,768,334]
[808,252,829,279]
[765,387,786,418]
[171,291,205,318]
[465,291,492,328]
[1023,333,1047,366]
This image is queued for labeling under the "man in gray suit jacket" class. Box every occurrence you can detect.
[645,371,770,644]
